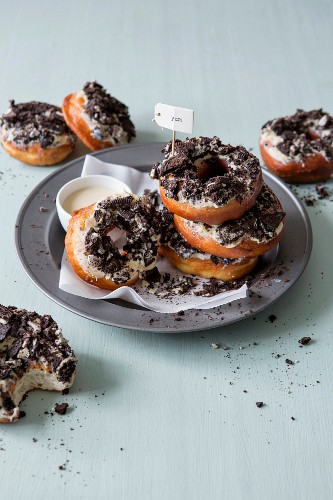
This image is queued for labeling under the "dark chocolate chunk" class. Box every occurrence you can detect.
[54,403,69,415]
[298,336,311,345]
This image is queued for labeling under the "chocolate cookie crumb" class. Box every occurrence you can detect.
[54,402,69,415]
[304,195,316,206]
[298,336,311,345]
[315,184,330,199]
[285,359,294,365]
[291,416,295,421]
[268,314,277,323]
[256,402,264,408]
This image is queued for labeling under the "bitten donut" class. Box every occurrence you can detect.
[159,209,258,280]
[62,81,136,151]
[0,101,76,166]
[260,109,333,183]
[0,304,77,423]
[151,136,263,225]
[174,184,285,258]
[65,194,161,290]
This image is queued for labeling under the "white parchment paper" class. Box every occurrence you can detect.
[58,155,247,313]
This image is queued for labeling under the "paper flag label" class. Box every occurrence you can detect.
[154,103,194,134]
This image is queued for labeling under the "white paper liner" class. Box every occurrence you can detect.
[58,155,248,313]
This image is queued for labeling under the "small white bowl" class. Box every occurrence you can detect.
[56,175,132,231]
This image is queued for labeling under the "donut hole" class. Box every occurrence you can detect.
[105,227,128,253]
[107,227,127,246]
[195,156,229,182]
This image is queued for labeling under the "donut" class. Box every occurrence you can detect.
[159,209,258,280]
[0,101,76,166]
[65,194,161,290]
[62,81,136,151]
[174,184,285,258]
[0,304,77,423]
[150,136,263,225]
[260,109,333,183]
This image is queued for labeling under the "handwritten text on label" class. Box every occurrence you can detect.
[154,103,194,133]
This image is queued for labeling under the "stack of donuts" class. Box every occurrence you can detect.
[152,136,286,281]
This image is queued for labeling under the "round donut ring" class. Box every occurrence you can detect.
[260,109,333,183]
[151,136,263,225]
[62,81,136,151]
[0,101,76,166]
[159,207,258,280]
[174,184,285,259]
[65,194,161,290]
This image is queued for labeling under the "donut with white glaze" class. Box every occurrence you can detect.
[151,136,263,225]
[65,194,161,290]
[62,81,135,151]
[260,109,333,183]
[0,304,76,423]
[174,184,285,258]
[159,209,258,280]
[0,101,76,166]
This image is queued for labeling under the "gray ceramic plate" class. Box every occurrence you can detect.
[15,143,312,333]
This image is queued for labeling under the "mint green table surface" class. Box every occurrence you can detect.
[0,1,332,499]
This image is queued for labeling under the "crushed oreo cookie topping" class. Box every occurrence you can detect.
[84,193,161,284]
[262,109,333,162]
[182,184,285,247]
[160,207,239,264]
[82,81,135,144]
[151,136,261,206]
[0,101,76,149]
[0,304,77,423]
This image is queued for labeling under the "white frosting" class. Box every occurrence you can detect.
[260,128,290,164]
[261,117,333,164]
[1,125,74,148]
[77,90,128,146]
[184,220,284,248]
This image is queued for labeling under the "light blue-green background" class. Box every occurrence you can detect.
[0,1,332,499]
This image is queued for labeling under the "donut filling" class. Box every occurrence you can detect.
[261,109,333,164]
[151,136,262,208]
[81,194,161,284]
[0,101,76,149]
[79,81,136,144]
[0,304,77,423]
[181,184,285,247]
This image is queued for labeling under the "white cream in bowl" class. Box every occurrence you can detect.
[56,175,132,231]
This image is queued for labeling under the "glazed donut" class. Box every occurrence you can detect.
[65,194,161,290]
[174,184,285,258]
[0,304,77,423]
[260,109,333,183]
[0,101,76,166]
[159,209,258,280]
[62,81,136,151]
[151,136,263,225]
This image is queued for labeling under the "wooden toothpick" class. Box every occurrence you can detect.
[172,130,176,156]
